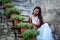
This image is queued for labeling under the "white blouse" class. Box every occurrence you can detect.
[32,15,40,24]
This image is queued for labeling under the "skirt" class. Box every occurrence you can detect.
[36,23,54,40]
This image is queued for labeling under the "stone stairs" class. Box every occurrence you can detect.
[1,0,60,40]
[0,0,35,40]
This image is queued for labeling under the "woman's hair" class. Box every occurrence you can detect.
[33,6,44,26]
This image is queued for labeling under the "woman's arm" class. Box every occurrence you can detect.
[29,16,32,23]
[32,20,40,28]
[29,16,38,29]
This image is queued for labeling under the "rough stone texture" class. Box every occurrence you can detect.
[0,0,60,40]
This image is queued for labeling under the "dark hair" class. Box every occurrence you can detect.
[33,6,44,26]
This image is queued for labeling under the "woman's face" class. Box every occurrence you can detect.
[33,8,39,16]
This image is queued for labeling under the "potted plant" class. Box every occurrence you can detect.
[22,29,39,40]
[4,3,14,10]
[5,7,21,19]
[0,0,12,6]
[17,22,32,33]
[12,15,25,26]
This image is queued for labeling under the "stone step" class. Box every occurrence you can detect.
[21,11,32,16]
[1,37,22,40]
[23,16,29,22]
[14,0,27,2]
[13,0,34,8]
[15,5,33,11]
[1,37,15,40]
[1,14,7,18]
[0,6,4,9]
[0,9,5,14]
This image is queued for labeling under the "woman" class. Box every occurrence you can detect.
[29,6,54,40]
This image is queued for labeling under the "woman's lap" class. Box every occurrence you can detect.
[36,23,54,40]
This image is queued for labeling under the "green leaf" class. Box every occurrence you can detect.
[17,22,32,28]
[4,3,14,7]
[11,15,25,20]
[22,29,39,40]
[5,7,21,17]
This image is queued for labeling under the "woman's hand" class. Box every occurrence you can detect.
[33,26,37,29]
[32,23,40,28]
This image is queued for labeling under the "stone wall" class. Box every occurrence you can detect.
[35,0,60,40]
[0,0,60,40]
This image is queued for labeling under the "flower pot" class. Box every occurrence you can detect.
[21,27,28,33]
[14,20,22,26]
[5,6,11,10]
[30,36,36,40]
[10,12,18,19]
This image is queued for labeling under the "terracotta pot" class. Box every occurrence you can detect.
[10,12,18,19]
[14,20,22,34]
[30,36,36,40]
[14,20,22,26]
[5,6,11,10]
[21,27,28,33]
